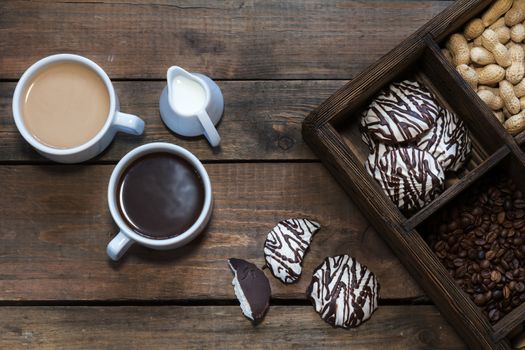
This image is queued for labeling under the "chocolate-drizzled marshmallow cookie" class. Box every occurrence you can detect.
[264,219,320,284]
[361,80,439,144]
[307,255,379,329]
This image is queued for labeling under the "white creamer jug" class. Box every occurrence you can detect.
[160,66,223,147]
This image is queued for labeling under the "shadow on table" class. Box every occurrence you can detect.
[106,225,209,269]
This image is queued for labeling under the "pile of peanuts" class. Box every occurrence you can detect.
[444,0,525,135]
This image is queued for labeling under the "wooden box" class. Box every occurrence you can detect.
[302,1,525,348]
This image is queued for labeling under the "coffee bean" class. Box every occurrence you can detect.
[453,258,464,267]
[506,271,514,281]
[497,212,506,224]
[480,260,490,269]
[460,240,471,250]
[515,199,525,209]
[476,239,487,246]
[456,265,467,278]
[481,270,491,280]
[472,263,480,272]
[486,250,496,261]
[503,286,511,299]
[509,281,517,290]
[489,308,501,322]
[515,220,525,229]
[474,294,487,306]
[428,177,525,324]
[448,221,459,231]
[491,270,502,282]
[513,259,520,269]
[487,232,498,244]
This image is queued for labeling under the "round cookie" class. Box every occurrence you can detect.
[307,255,379,329]
[366,146,445,211]
[361,80,439,144]
[264,219,321,284]
[416,107,471,172]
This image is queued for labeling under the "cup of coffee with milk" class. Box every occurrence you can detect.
[12,54,145,163]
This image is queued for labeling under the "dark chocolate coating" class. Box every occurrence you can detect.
[229,258,271,321]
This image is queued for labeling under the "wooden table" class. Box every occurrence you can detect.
[0,1,466,348]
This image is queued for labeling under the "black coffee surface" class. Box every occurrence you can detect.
[117,152,205,239]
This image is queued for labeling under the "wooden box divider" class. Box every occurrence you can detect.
[302,0,525,348]
[403,146,509,232]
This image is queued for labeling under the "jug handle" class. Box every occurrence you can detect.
[197,110,221,147]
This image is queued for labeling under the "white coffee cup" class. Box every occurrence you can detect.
[106,142,213,261]
[12,54,145,163]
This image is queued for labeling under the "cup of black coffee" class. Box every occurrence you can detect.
[106,142,212,261]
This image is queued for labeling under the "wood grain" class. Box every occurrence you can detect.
[0,80,345,162]
[0,1,452,80]
[0,305,464,349]
[0,163,421,301]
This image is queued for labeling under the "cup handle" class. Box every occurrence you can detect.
[197,110,221,147]
[113,112,145,135]
[107,231,134,261]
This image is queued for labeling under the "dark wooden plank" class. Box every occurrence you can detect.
[0,163,421,301]
[0,305,464,349]
[0,80,347,162]
[0,1,452,80]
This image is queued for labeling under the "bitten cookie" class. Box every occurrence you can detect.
[366,146,445,211]
[307,255,379,329]
[228,258,271,322]
[264,218,320,284]
[416,107,471,172]
[361,80,439,144]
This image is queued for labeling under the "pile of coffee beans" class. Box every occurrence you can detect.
[427,176,525,324]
